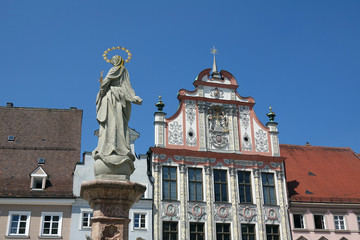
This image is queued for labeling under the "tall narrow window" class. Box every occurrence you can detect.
[262,173,276,205]
[241,224,256,240]
[134,213,146,229]
[238,171,252,203]
[189,168,203,201]
[293,214,305,229]
[163,221,178,240]
[40,212,62,237]
[334,215,346,230]
[357,215,360,230]
[314,215,325,229]
[190,222,204,240]
[7,212,31,236]
[163,166,177,200]
[214,169,228,202]
[216,223,231,240]
[266,225,279,240]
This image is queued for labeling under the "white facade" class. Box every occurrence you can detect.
[151,68,290,240]
[70,129,153,240]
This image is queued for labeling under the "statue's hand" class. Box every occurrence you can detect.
[133,96,143,105]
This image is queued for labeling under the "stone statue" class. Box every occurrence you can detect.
[93,52,142,180]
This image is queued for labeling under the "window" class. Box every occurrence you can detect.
[314,215,325,229]
[293,214,305,229]
[189,168,203,201]
[262,173,276,205]
[30,166,48,190]
[214,169,228,202]
[266,225,279,240]
[241,224,256,240]
[216,223,231,240]
[334,215,346,230]
[134,213,146,229]
[190,222,204,240]
[163,166,177,200]
[81,211,93,229]
[7,211,31,236]
[238,171,252,203]
[40,212,62,237]
[357,215,360,230]
[163,221,178,240]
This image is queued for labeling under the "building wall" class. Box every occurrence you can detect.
[0,203,72,239]
[289,206,360,240]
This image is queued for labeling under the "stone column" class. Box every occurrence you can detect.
[81,180,146,240]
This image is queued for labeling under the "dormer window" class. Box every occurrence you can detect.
[30,166,48,190]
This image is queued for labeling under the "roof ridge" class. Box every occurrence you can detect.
[280,143,352,151]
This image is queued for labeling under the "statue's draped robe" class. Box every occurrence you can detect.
[93,65,137,165]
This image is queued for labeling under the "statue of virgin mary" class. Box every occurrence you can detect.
[92,55,142,180]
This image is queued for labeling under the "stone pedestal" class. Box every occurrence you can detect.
[81,180,146,240]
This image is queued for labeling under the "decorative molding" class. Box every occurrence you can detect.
[210,87,224,99]
[188,202,207,221]
[264,207,280,224]
[185,100,196,124]
[239,206,258,223]
[153,162,162,172]
[296,236,308,240]
[252,169,260,178]
[161,202,180,221]
[179,164,187,174]
[186,127,197,146]
[204,165,212,175]
[214,204,232,222]
[168,121,183,145]
[276,171,284,180]
[255,129,269,152]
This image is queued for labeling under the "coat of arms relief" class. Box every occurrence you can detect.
[207,105,229,149]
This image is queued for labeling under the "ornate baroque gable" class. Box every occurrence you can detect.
[158,68,278,157]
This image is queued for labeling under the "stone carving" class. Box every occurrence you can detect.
[239,106,252,151]
[185,100,196,124]
[188,203,207,221]
[208,106,229,149]
[162,202,180,221]
[93,55,142,180]
[264,207,280,224]
[239,206,258,222]
[214,204,232,222]
[210,87,224,99]
[186,127,197,146]
[242,133,252,151]
[100,225,121,240]
[168,121,183,145]
[255,129,269,152]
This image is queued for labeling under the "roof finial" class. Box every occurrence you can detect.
[266,106,276,123]
[155,96,165,112]
[210,46,221,79]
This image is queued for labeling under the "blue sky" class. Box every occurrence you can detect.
[1,1,359,155]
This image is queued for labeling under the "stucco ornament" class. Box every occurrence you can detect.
[93,48,142,180]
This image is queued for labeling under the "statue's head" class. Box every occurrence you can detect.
[110,55,124,67]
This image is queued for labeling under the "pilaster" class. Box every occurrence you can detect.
[179,164,188,239]
[153,162,162,240]
[204,165,214,240]
[154,112,166,147]
[198,102,208,151]
[253,169,265,240]
[229,167,240,239]
[276,170,290,240]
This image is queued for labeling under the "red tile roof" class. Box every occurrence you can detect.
[281,144,360,203]
[0,106,82,198]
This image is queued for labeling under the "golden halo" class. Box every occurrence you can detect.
[102,46,132,64]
